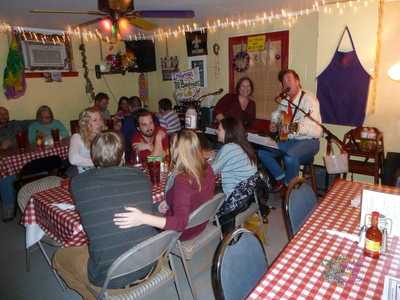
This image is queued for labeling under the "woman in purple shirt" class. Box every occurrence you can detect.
[114,129,216,241]
[213,77,256,128]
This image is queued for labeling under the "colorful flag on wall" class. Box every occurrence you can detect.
[3,32,26,99]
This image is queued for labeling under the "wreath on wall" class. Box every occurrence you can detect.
[233,51,250,72]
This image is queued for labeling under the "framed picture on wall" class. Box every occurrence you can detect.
[188,55,207,87]
[185,30,208,56]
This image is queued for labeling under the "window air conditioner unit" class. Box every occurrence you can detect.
[21,41,68,70]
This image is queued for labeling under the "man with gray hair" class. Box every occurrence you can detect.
[0,106,33,221]
[54,131,158,291]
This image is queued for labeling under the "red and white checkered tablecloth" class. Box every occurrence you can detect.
[0,139,69,179]
[248,180,400,300]
[21,170,169,247]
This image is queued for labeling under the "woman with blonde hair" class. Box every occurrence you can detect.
[114,129,216,241]
[68,107,104,173]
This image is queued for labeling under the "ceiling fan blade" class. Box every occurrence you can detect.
[126,17,158,31]
[75,17,106,28]
[131,10,195,19]
[30,9,106,16]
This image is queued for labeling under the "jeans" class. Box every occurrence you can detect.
[0,175,17,210]
[258,139,320,185]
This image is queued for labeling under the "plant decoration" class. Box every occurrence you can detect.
[212,43,220,56]
[79,38,95,100]
[3,31,26,99]
[233,51,250,73]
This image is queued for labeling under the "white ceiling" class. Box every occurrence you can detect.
[0,0,315,31]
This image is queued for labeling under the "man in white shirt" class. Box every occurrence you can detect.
[258,69,323,191]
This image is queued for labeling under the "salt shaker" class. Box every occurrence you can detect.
[358,225,367,248]
[381,228,388,254]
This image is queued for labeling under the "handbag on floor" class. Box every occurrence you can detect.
[324,139,348,174]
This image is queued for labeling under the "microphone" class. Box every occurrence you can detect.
[279,87,291,98]
[274,87,291,105]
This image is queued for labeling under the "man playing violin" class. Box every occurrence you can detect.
[258,69,322,192]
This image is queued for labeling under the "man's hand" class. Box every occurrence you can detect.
[133,142,153,152]
[270,122,278,133]
[288,122,299,134]
[155,130,166,143]
[113,207,145,229]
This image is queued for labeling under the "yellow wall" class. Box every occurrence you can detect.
[147,13,319,112]
[368,1,400,153]
[0,34,140,129]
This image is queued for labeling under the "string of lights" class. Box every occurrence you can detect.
[0,0,375,43]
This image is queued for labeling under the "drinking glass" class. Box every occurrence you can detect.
[51,128,60,143]
[16,131,27,149]
[148,161,161,185]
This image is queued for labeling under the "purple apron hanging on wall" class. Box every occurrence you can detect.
[317,26,371,126]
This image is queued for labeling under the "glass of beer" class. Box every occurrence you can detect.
[148,161,161,185]
[51,128,60,143]
[16,131,27,149]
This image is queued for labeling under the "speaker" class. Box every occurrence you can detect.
[382,152,400,186]
[125,40,156,73]
[314,165,340,197]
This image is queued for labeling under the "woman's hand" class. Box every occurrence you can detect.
[113,207,144,229]
[158,200,169,214]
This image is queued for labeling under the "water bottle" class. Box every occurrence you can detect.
[185,106,197,129]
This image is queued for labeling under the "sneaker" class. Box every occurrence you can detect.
[2,207,15,222]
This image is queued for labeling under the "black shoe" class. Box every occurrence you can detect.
[271,181,284,193]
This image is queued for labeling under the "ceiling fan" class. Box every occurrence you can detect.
[30,0,195,39]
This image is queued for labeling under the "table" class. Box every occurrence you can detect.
[21,169,168,248]
[248,180,400,300]
[0,139,69,179]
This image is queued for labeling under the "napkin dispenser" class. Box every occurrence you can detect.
[360,188,400,238]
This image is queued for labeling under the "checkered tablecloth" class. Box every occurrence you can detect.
[248,180,400,300]
[21,170,169,248]
[0,140,69,179]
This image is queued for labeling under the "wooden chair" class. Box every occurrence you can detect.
[342,127,384,184]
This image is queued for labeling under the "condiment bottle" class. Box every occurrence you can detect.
[185,106,197,129]
[36,130,44,147]
[364,211,382,259]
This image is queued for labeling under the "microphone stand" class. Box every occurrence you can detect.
[277,95,346,151]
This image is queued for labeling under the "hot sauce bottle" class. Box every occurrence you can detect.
[364,211,382,259]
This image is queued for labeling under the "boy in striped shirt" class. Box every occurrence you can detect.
[158,98,181,135]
